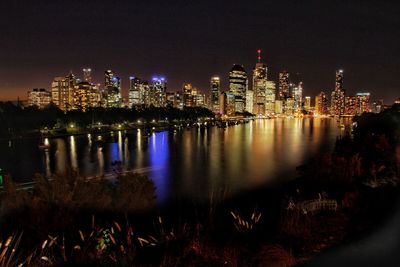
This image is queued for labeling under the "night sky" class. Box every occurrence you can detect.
[1,0,399,103]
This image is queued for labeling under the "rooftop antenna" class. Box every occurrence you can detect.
[257,49,262,63]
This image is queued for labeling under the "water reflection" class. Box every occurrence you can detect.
[69,136,78,171]
[55,139,67,174]
[1,118,343,203]
[44,140,51,178]
[97,147,104,176]
[149,132,169,203]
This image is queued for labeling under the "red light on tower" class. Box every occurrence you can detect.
[257,49,262,62]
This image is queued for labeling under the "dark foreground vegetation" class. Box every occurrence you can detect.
[0,104,399,266]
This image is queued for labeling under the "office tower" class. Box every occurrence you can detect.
[331,69,345,116]
[73,81,101,111]
[103,70,122,108]
[245,90,254,113]
[304,96,311,111]
[195,93,206,108]
[129,77,146,107]
[27,88,51,108]
[356,92,370,114]
[285,98,295,116]
[51,72,76,111]
[149,76,167,107]
[183,83,194,107]
[253,50,267,115]
[210,76,221,114]
[83,68,92,82]
[226,92,236,116]
[291,82,303,113]
[265,80,276,114]
[278,71,290,100]
[220,92,235,117]
[315,91,329,115]
[345,96,357,116]
[229,64,247,113]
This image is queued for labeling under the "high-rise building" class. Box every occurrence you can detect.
[265,80,276,114]
[304,96,311,112]
[73,81,101,111]
[356,92,370,114]
[253,50,268,116]
[285,98,295,116]
[103,70,122,108]
[183,83,194,107]
[149,76,167,107]
[83,68,92,82]
[278,71,290,100]
[195,93,206,108]
[345,96,357,116]
[220,92,235,117]
[315,91,329,115]
[51,72,76,111]
[27,88,51,108]
[331,69,345,116]
[229,64,247,113]
[245,90,254,113]
[210,76,221,114]
[291,82,303,113]
[129,77,146,107]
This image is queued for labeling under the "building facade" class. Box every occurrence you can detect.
[27,88,51,108]
[331,70,345,116]
[229,64,247,113]
[51,72,76,111]
[210,76,221,114]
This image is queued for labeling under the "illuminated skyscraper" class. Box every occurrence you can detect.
[104,70,122,108]
[73,81,101,111]
[252,50,267,115]
[356,92,370,114]
[291,82,303,113]
[345,96,357,116]
[304,96,311,112]
[315,91,329,115]
[51,72,76,111]
[229,64,247,113]
[183,83,194,107]
[265,80,276,114]
[331,69,345,116]
[149,76,167,107]
[278,71,290,100]
[245,90,254,113]
[129,77,146,107]
[210,76,221,114]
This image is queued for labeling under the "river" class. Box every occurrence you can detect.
[0,118,344,203]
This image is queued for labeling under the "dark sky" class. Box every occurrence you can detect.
[0,0,399,103]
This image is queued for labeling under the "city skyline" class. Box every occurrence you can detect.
[1,1,399,103]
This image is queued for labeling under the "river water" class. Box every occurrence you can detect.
[0,118,343,203]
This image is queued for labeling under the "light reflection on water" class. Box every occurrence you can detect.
[0,118,342,203]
